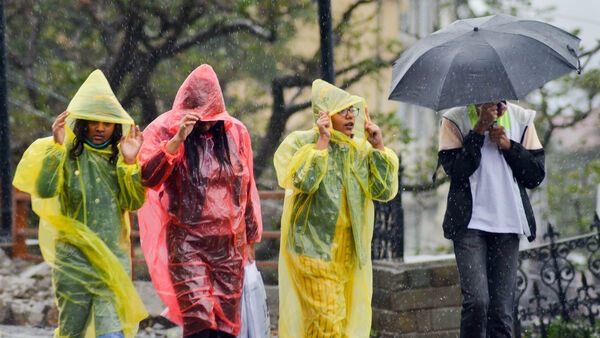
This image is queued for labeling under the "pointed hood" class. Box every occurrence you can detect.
[311,79,367,139]
[167,64,231,133]
[66,69,133,125]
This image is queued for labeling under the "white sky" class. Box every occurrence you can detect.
[469,0,600,68]
[528,0,600,49]
[470,0,600,49]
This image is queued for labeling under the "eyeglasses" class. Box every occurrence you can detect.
[338,107,359,117]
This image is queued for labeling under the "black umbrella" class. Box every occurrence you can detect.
[388,14,581,111]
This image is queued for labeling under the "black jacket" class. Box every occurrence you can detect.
[439,129,545,242]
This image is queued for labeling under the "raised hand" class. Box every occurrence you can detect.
[474,102,499,135]
[315,111,331,150]
[52,111,69,145]
[120,125,143,164]
[489,124,511,151]
[364,119,385,150]
[176,113,198,142]
[166,114,198,154]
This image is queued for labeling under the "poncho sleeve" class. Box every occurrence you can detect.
[367,147,399,202]
[116,157,146,211]
[240,127,262,244]
[274,131,328,194]
[139,122,184,189]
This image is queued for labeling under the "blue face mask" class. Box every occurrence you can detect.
[83,136,113,149]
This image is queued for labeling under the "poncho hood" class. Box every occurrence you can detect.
[311,79,367,138]
[63,69,134,144]
[66,69,134,125]
[166,64,232,134]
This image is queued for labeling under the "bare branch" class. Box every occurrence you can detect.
[163,20,275,57]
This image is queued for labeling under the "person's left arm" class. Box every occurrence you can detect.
[240,126,263,247]
[501,123,545,189]
[364,119,399,201]
[117,125,146,211]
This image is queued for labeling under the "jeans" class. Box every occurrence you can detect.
[98,332,124,338]
[453,229,520,338]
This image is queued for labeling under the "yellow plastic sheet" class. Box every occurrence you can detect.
[274,79,399,337]
[13,70,147,338]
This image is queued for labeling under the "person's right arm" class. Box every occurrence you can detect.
[140,114,197,188]
[37,111,69,198]
[438,118,484,180]
[140,133,181,188]
[438,104,500,180]
[36,143,66,198]
[274,131,328,194]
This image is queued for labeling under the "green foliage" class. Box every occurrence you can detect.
[546,317,600,338]
[579,69,600,95]
[5,0,316,165]
[545,151,600,235]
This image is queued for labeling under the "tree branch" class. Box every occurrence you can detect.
[163,19,275,58]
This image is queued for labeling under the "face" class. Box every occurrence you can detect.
[475,100,507,117]
[85,121,116,145]
[331,106,357,137]
[195,120,217,133]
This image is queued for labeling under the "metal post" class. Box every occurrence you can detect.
[393,164,404,261]
[317,0,335,84]
[0,0,11,242]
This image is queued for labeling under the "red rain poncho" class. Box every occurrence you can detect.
[137,64,262,336]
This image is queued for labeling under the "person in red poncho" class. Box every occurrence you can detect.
[137,64,263,338]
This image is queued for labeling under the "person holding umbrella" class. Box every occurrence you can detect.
[274,79,399,337]
[387,14,580,337]
[438,99,545,337]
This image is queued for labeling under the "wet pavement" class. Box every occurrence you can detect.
[0,323,183,337]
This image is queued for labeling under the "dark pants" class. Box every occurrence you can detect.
[453,229,520,338]
[185,329,235,338]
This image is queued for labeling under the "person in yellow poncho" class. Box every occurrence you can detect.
[274,79,399,338]
[13,70,148,338]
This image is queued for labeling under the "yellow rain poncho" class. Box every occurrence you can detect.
[13,70,148,338]
[274,79,399,337]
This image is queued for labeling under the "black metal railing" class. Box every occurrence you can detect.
[515,214,600,337]
[372,169,404,260]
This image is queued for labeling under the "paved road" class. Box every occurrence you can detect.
[0,324,182,337]
[0,324,54,338]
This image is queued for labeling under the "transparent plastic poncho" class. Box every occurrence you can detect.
[12,70,148,338]
[274,79,399,337]
[137,64,262,336]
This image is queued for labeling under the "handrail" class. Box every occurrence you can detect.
[9,188,284,270]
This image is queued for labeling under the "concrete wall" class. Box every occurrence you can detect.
[371,259,461,337]
[265,258,462,337]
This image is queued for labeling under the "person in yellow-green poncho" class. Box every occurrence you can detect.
[12,70,148,338]
[274,79,399,338]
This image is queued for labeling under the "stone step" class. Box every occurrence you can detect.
[372,307,461,337]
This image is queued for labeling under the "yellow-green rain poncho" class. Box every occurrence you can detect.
[12,70,148,338]
[274,79,399,337]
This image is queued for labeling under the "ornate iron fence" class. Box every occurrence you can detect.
[372,169,404,260]
[515,214,600,337]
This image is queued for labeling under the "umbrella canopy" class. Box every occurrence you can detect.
[388,14,581,111]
